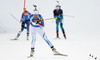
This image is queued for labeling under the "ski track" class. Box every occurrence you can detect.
[0,33,100,60]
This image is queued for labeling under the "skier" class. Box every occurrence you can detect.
[29,8,60,57]
[53,5,66,39]
[14,9,31,40]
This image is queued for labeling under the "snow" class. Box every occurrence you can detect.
[0,33,100,60]
[0,0,100,60]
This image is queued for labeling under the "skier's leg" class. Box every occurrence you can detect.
[30,33,36,56]
[30,48,34,57]
[38,27,59,54]
[15,23,25,39]
[26,21,30,34]
[20,22,25,33]
[30,27,36,56]
[39,28,53,47]
[26,21,30,40]
[60,20,66,39]
[56,20,60,38]
[31,33,36,49]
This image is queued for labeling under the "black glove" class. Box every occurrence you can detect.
[36,21,39,24]
[24,26,27,29]
[22,23,27,29]
[22,22,24,23]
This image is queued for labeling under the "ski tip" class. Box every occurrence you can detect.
[9,12,10,14]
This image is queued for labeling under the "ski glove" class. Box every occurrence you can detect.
[22,23,27,29]
[36,21,39,24]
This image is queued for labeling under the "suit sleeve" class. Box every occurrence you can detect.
[60,9,63,16]
[20,14,24,22]
[39,14,44,27]
[53,10,57,18]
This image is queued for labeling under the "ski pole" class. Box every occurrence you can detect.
[63,14,75,18]
[9,12,20,23]
[44,18,55,23]
[44,18,55,20]
[33,18,55,21]
[24,0,26,10]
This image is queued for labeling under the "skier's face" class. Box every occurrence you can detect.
[56,7,60,12]
[33,14,39,19]
[34,15,38,19]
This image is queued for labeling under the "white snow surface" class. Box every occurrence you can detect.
[0,0,100,60]
[0,33,100,60]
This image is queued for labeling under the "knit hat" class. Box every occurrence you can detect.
[33,9,39,14]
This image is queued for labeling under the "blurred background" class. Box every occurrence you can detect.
[0,0,100,35]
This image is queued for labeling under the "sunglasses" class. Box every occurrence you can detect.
[33,14,39,16]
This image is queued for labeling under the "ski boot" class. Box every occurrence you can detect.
[30,48,34,57]
[15,34,20,40]
[27,48,34,58]
[64,34,67,39]
[51,47,68,56]
[63,31,67,39]
[51,47,60,54]
[56,31,60,39]
[27,33,29,40]
[12,34,20,40]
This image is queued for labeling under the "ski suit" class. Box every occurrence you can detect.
[30,14,54,49]
[53,9,66,38]
[19,12,31,35]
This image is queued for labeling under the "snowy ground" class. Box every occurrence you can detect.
[0,32,100,60]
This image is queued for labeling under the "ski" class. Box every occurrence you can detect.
[27,54,33,58]
[55,37,61,39]
[54,53,68,57]
[10,38,18,40]
[27,56,33,58]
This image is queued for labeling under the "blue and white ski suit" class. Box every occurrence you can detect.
[30,14,53,49]
[19,12,31,34]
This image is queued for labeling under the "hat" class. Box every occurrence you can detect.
[55,5,61,10]
[33,8,39,14]
[23,10,28,15]
[56,5,60,7]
